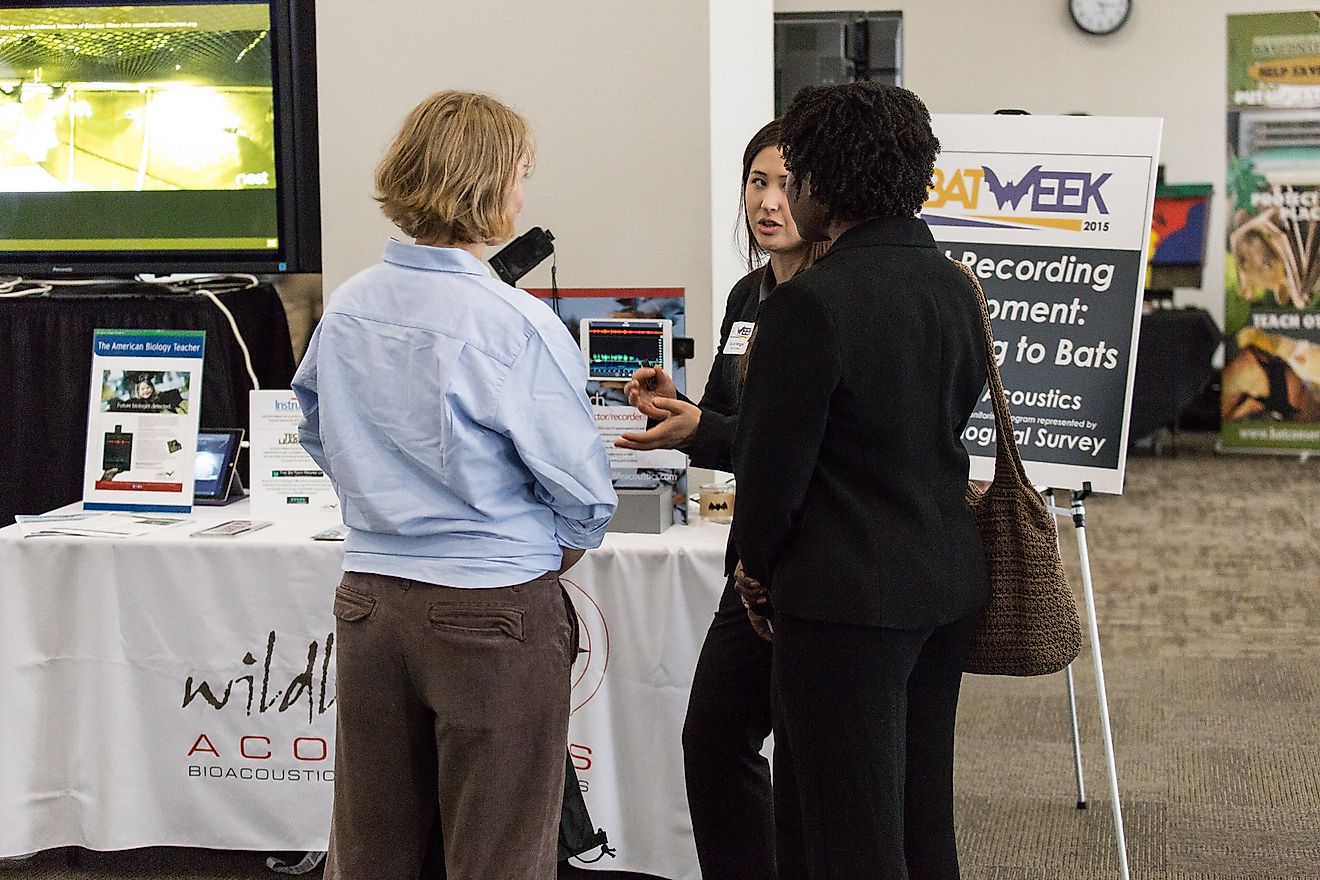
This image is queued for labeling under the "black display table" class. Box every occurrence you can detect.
[1130,306,1221,442]
[0,284,295,526]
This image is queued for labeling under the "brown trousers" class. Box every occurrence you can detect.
[324,570,576,880]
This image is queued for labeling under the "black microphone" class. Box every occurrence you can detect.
[489,227,555,285]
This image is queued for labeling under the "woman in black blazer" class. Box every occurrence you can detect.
[615,119,825,880]
[732,83,991,879]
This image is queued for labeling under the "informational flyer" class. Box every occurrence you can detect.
[925,114,1162,494]
[592,405,688,471]
[82,329,205,513]
[249,390,338,519]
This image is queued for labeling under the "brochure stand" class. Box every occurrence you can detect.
[1046,484,1130,880]
[82,329,206,514]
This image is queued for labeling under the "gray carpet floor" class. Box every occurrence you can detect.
[5,434,1318,879]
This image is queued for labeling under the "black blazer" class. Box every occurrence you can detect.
[682,266,767,584]
[731,217,990,629]
[681,266,769,472]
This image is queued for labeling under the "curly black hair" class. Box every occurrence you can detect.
[779,82,940,221]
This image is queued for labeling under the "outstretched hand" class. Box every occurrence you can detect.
[614,397,701,450]
[623,366,678,419]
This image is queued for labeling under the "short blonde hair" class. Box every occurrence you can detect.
[374,91,533,245]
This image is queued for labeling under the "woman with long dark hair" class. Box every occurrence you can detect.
[614,119,825,879]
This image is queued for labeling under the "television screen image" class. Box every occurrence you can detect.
[0,0,320,274]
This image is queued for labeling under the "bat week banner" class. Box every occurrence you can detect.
[1223,12,1320,452]
[925,114,1162,494]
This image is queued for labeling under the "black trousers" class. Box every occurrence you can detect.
[682,577,776,880]
[771,610,981,880]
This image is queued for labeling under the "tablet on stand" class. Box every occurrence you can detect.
[194,429,247,506]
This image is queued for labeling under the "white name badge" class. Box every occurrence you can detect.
[722,321,755,356]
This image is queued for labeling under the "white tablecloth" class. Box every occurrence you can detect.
[0,502,729,879]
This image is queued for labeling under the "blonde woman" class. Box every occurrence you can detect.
[293,91,616,880]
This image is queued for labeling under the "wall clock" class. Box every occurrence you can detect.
[1069,0,1131,36]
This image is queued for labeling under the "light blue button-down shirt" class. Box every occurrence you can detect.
[292,239,617,588]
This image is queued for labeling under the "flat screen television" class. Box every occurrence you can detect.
[0,0,320,276]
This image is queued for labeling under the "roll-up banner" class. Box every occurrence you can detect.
[1224,12,1320,453]
[926,114,1163,494]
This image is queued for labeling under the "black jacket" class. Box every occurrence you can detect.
[680,266,769,472]
[731,217,990,629]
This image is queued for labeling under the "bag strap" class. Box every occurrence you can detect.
[950,259,1035,489]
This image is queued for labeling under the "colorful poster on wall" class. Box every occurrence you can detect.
[82,329,205,512]
[1148,184,1213,291]
[1224,12,1320,451]
[924,114,1162,494]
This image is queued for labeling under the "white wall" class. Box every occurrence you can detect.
[317,0,1302,375]
[710,1,776,355]
[776,0,1320,332]
[316,0,772,392]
